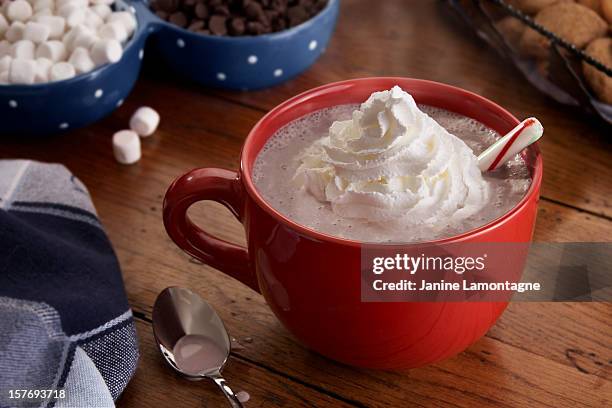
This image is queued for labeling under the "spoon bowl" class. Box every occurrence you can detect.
[152,287,243,407]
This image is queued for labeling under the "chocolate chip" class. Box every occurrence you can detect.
[209,14,228,35]
[272,16,286,30]
[188,20,206,31]
[246,21,264,34]
[155,0,179,12]
[245,1,264,19]
[287,5,307,26]
[169,11,188,27]
[155,10,169,19]
[229,17,245,35]
[214,4,230,16]
[194,2,208,18]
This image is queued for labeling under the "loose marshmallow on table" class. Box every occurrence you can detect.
[10,58,36,84]
[130,107,160,137]
[49,61,75,81]
[90,38,121,65]
[112,130,141,164]
[6,0,32,23]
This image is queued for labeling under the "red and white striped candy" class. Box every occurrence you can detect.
[477,117,543,172]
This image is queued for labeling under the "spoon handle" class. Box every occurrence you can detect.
[211,374,244,408]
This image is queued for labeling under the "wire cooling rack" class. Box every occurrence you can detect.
[445,0,612,125]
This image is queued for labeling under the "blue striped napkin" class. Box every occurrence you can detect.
[0,160,139,408]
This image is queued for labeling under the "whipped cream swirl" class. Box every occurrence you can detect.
[293,86,489,226]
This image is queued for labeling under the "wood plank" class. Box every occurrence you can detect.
[117,319,357,407]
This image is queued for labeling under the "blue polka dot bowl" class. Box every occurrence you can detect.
[0,0,157,135]
[148,0,340,90]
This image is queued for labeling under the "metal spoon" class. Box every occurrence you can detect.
[152,287,244,408]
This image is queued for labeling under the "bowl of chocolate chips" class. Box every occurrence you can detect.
[147,0,339,90]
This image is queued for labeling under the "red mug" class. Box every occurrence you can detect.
[163,78,543,369]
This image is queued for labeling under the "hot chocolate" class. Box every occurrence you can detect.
[252,87,531,243]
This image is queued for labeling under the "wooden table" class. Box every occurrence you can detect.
[3,1,611,406]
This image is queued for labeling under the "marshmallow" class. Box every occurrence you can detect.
[65,8,85,28]
[0,55,12,72]
[36,40,66,61]
[84,9,103,28]
[57,2,84,18]
[5,22,26,42]
[23,21,50,43]
[0,14,8,37]
[0,41,11,58]
[130,107,160,137]
[32,8,52,18]
[11,40,35,59]
[63,24,89,47]
[112,130,141,164]
[90,4,111,19]
[7,0,33,23]
[33,0,54,12]
[98,21,127,42]
[90,38,121,65]
[68,46,94,73]
[56,0,87,8]
[106,11,136,36]
[90,0,114,6]
[9,58,36,83]
[35,15,65,39]
[69,28,96,51]
[34,57,52,82]
[49,61,75,81]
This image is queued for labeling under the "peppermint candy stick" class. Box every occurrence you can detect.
[477,118,543,172]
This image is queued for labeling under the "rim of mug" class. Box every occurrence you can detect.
[241,77,543,247]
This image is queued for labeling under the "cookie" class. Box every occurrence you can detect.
[602,0,612,23]
[577,0,601,14]
[519,2,608,59]
[582,37,612,104]
[495,16,525,46]
[508,0,562,14]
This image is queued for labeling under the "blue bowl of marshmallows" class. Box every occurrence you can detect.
[0,0,155,135]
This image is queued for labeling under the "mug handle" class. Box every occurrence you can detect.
[163,168,260,293]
